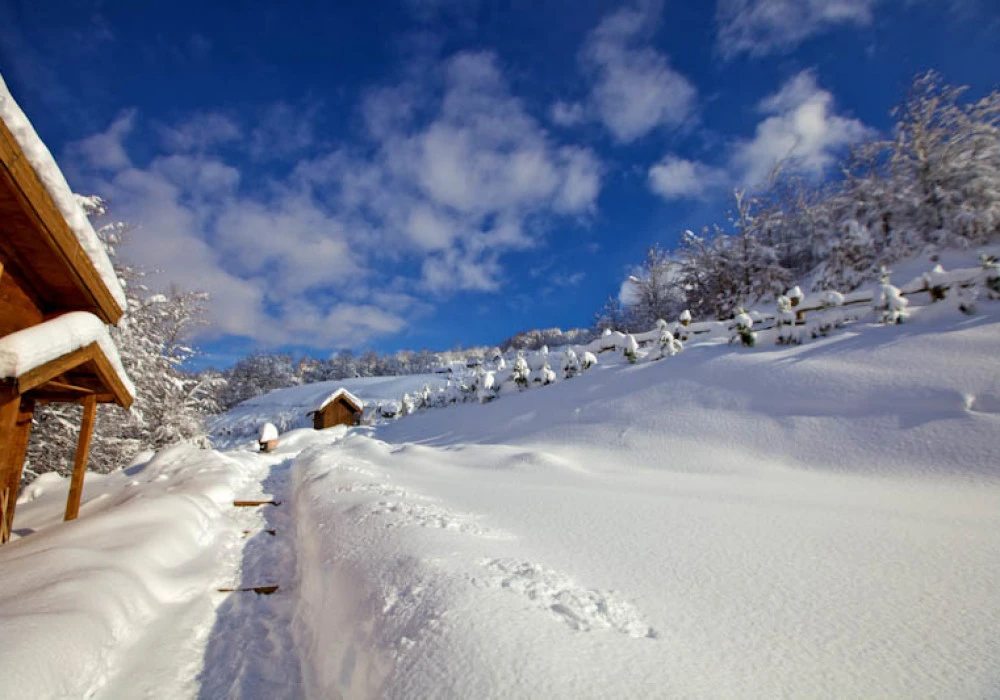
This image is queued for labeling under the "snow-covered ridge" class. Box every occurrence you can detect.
[0,311,135,398]
[0,73,126,309]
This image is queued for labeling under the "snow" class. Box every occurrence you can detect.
[0,311,135,399]
[2,285,1000,698]
[0,74,126,309]
[315,387,363,412]
[259,422,278,442]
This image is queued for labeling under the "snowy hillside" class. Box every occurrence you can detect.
[210,373,451,447]
[1,293,999,698]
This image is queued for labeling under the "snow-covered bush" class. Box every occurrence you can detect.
[581,351,598,370]
[379,401,401,419]
[678,309,692,326]
[623,334,639,364]
[873,269,910,324]
[653,328,683,359]
[477,371,497,402]
[400,393,415,416]
[732,309,756,347]
[540,363,557,385]
[512,354,531,389]
[562,348,581,378]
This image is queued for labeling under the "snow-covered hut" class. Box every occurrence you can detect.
[308,388,363,430]
[0,76,134,542]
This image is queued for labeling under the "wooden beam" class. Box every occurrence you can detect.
[15,342,132,409]
[64,394,97,521]
[0,387,33,543]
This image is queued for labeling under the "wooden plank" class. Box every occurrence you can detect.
[233,499,282,507]
[0,116,123,323]
[0,388,33,543]
[64,394,97,521]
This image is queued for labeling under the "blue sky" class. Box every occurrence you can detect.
[1,0,996,367]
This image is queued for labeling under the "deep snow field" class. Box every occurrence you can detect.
[1,290,999,698]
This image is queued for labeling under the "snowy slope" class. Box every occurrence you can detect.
[287,302,1000,698]
[210,373,451,447]
[2,295,998,698]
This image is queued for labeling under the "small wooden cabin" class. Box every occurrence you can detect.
[309,388,363,430]
[0,78,134,543]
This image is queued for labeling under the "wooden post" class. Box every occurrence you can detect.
[0,387,34,543]
[64,394,97,521]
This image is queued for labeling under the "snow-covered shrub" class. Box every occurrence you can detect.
[477,371,498,402]
[678,309,692,326]
[873,268,910,324]
[623,334,639,364]
[540,363,557,385]
[653,328,683,359]
[732,309,756,347]
[379,401,400,419]
[512,354,531,389]
[400,393,415,416]
[581,351,598,370]
[562,348,581,378]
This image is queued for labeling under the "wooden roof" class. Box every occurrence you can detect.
[0,115,124,325]
[4,341,133,408]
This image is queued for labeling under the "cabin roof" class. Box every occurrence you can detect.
[312,387,364,414]
[0,75,126,323]
[0,311,134,407]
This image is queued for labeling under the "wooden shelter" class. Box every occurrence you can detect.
[0,79,134,543]
[309,388,363,430]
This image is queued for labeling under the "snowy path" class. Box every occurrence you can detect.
[196,451,304,699]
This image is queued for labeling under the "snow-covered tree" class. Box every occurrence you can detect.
[26,205,218,481]
[873,268,910,324]
[581,351,598,370]
[775,295,800,345]
[539,363,557,385]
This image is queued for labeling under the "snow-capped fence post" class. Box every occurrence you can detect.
[64,394,97,521]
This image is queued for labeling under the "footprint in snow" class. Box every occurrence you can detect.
[474,558,656,639]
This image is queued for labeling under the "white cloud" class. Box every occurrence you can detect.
[67,109,136,171]
[716,0,875,58]
[582,4,697,142]
[648,155,728,200]
[550,100,587,127]
[648,70,871,201]
[732,70,872,186]
[67,51,600,349]
[158,112,241,152]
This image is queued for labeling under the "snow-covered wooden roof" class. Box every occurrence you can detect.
[314,388,364,413]
[0,73,126,323]
[0,312,135,407]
